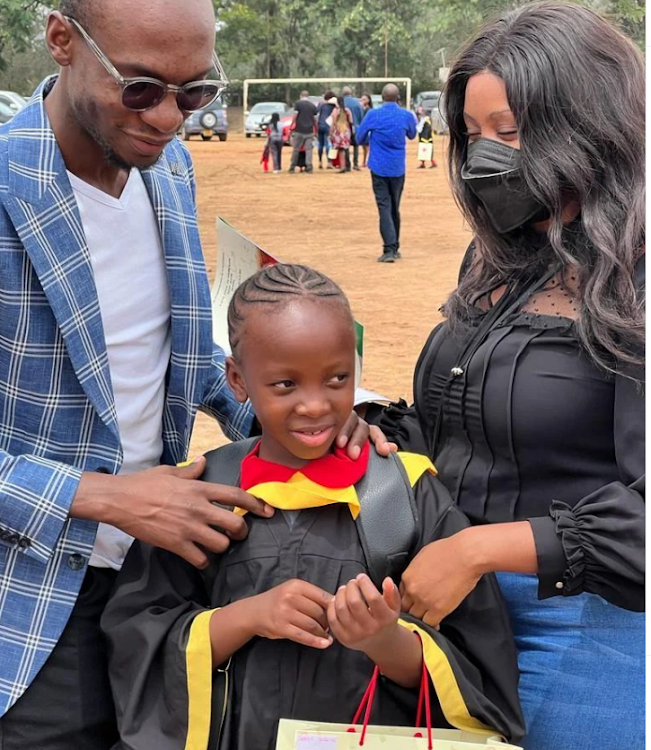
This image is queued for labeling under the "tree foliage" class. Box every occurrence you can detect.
[0,0,644,96]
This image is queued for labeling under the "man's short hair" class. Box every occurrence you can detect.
[300,90,309,98]
[58,0,92,27]
[342,86,352,96]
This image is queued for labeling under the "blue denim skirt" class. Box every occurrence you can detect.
[496,573,645,750]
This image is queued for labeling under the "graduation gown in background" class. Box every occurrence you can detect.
[102,444,525,750]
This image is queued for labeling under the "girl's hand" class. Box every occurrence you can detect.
[327,574,401,654]
[250,579,334,649]
[336,411,398,459]
[400,531,482,628]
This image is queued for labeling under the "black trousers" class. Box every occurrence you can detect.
[0,567,119,750]
[270,140,282,171]
[371,172,405,254]
[351,132,359,167]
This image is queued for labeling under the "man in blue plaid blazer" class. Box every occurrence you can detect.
[0,4,380,744]
[0,1,278,746]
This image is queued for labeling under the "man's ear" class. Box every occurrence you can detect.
[226,356,249,403]
[45,12,75,67]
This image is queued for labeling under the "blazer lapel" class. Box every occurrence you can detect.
[3,81,119,439]
[140,151,213,461]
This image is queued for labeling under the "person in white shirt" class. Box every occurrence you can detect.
[0,0,390,746]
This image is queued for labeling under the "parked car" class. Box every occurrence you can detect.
[179,97,228,141]
[278,111,294,145]
[245,102,287,137]
[0,90,27,114]
[413,90,440,112]
[414,90,448,134]
[0,100,15,124]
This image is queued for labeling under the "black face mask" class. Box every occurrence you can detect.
[461,139,548,234]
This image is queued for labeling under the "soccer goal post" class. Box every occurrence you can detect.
[242,77,412,114]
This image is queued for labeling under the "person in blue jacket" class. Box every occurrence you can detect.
[355,84,417,263]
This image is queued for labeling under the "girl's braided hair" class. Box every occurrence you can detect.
[227,263,352,355]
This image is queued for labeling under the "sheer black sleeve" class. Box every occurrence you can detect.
[529,257,645,610]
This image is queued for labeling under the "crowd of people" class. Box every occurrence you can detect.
[0,1,644,750]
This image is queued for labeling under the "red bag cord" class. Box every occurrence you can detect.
[422,662,433,749]
[350,666,379,727]
[349,633,433,748]
[359,666,379,745]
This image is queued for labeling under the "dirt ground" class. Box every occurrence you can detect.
[188,123,472,456]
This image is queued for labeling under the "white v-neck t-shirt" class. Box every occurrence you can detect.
[68,168,172,569]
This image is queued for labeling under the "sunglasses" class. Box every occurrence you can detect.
[65,16,228,112]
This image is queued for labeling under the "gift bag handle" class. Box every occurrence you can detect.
[414,661,433,749]
[348,635,433,749]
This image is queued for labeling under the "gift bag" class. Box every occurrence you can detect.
[275,662,523,750]
[417,142,433,161]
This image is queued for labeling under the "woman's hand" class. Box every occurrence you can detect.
[336,411,398,459]
[327,574,401,653]
[400,523,539,627]
[400,530,482,628]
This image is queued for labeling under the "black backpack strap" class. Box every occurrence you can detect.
[199,437,259,503]
[354,450,418,588]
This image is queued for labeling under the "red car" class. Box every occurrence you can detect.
[279,112,294,145]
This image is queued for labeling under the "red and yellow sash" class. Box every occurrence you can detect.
[236,441,435,518]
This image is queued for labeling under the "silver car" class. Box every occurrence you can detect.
[0,91,27,115]
[245,102,287,138]
[0,101,15,124]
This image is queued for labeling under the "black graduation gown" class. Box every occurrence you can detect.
[102,456,524,750]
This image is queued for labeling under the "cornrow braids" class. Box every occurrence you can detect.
[227,263,351,355]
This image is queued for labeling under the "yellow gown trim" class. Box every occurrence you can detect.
[398,619,497,737]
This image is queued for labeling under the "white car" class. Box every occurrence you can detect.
[245,102,287,138]
[0,91,27,114]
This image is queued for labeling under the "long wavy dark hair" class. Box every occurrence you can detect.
[443,1,645,372]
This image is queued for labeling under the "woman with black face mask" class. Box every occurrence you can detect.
[374,4,645,749]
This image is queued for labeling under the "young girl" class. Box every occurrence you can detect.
[102,264,524,750]
[266,112,284,174]
[416,107,437,169]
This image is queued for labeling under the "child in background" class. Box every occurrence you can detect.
[266,112,284,174]
[260,140,270,172]
[102,264,524,750]
[416,106,437,169]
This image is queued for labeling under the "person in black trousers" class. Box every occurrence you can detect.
[354,84,417,262]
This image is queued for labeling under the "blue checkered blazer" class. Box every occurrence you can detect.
[0,79,253,715]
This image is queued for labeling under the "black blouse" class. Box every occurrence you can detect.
[381,255,644,611]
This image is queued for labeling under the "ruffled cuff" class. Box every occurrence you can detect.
[528,515,567,599]
[549,499,587,596]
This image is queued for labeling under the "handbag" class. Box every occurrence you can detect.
[275,659,523,749]
[327,145,339,159]
[417,142,433,161]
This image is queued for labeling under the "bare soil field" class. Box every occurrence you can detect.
[188,130,472,456]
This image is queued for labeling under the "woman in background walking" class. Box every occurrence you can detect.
[359,93,373,168]
[330,96,353,173]
[316,90,337,169]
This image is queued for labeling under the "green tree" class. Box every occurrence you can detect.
[0,0,49,71]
